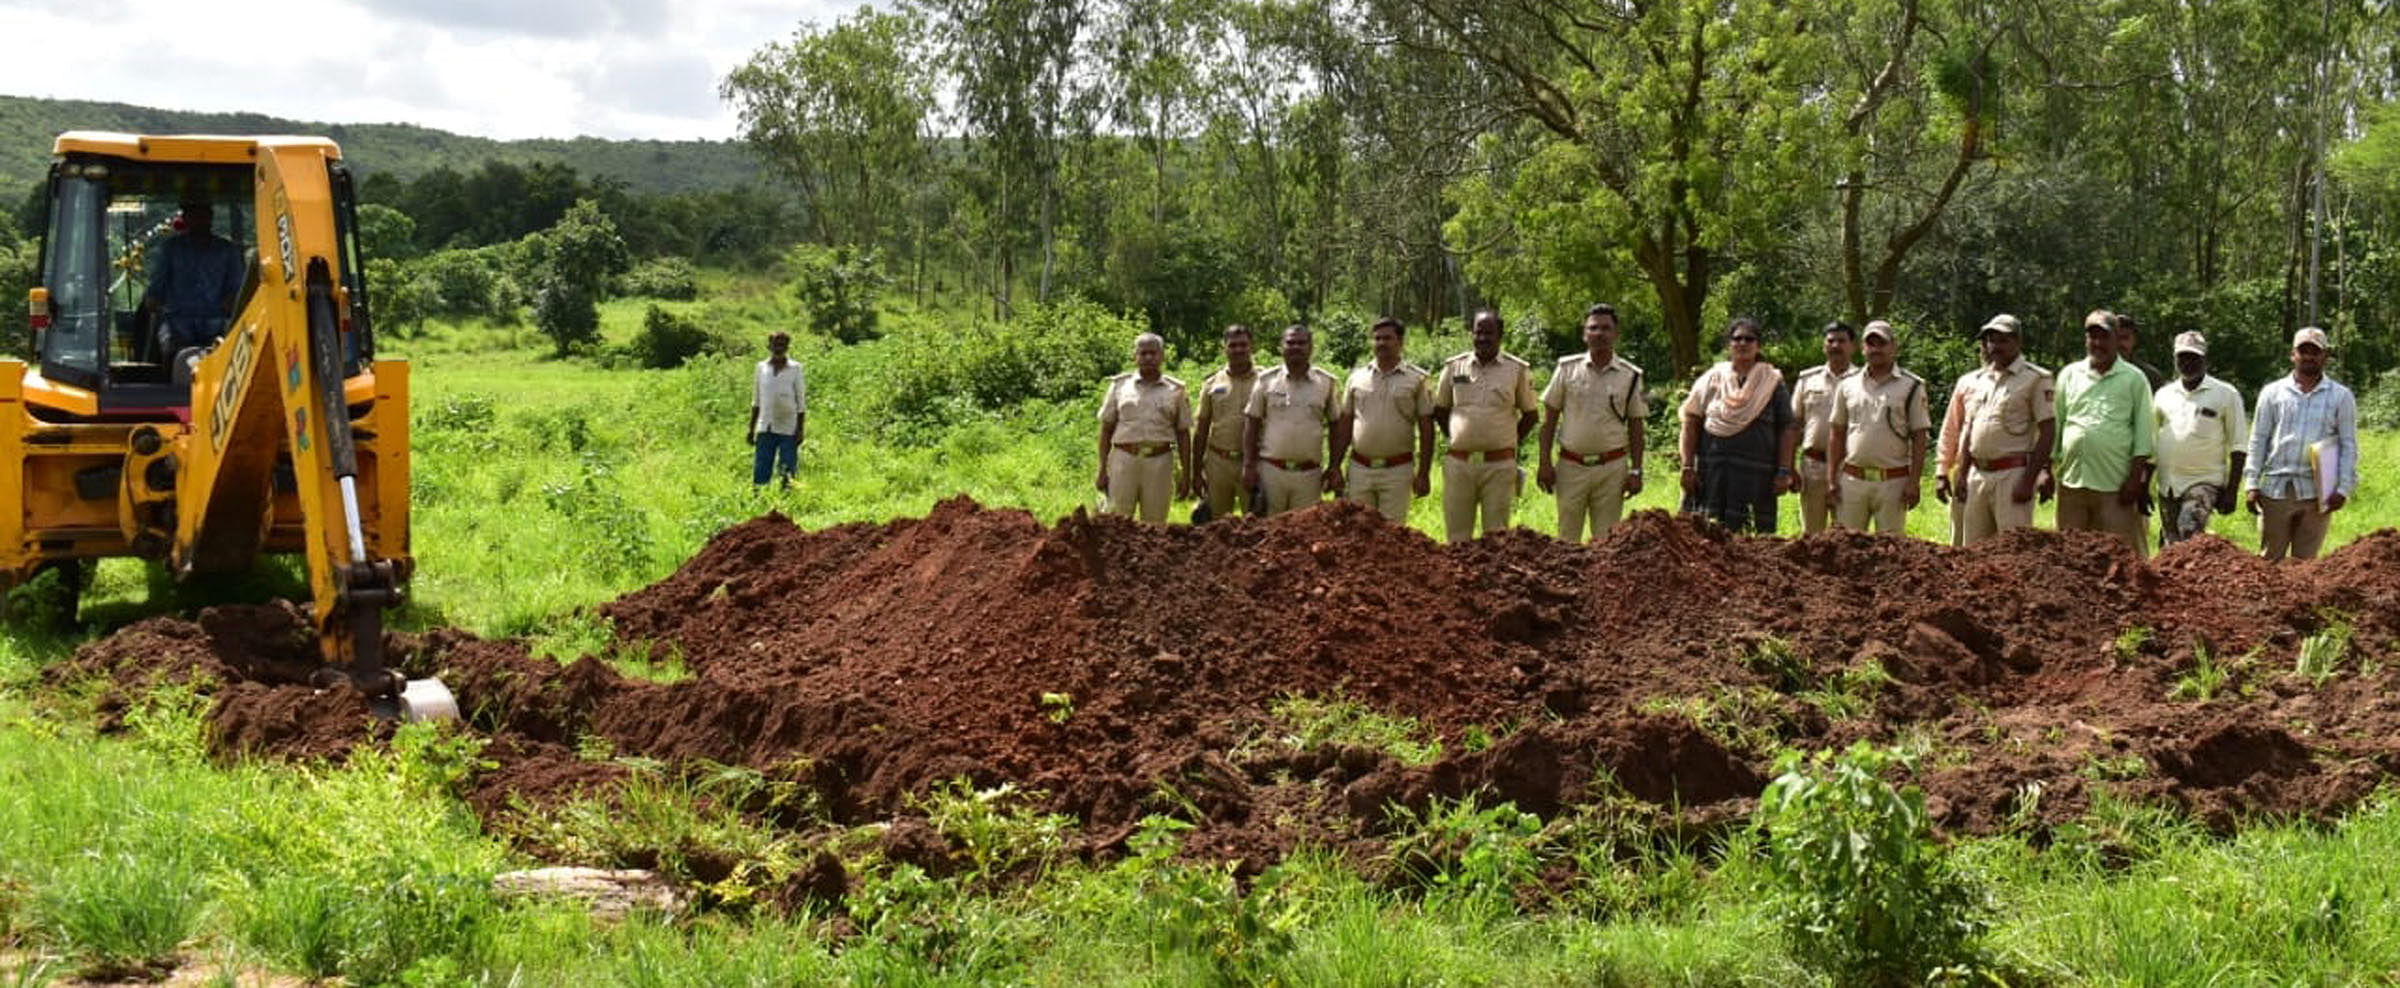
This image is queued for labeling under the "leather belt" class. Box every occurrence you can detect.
[1803,447,1827,462]
[1559,447,1628,466]
[1842,463,1910,482]
[1350,452,1413,469]
[1113,442,1172,457]
[1446,447,1517,462]
[1208,444,1241,460]
[1972,454,2029,473]
[1263,457,1321,471]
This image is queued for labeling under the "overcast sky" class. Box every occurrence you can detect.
[0,0,864,141]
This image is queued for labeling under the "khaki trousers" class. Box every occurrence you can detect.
[1834,475,1911,534]
[1346,461,1415,522]
[1105,448,1175,522]
[2056,486,2147,557]
[1259,462,1324,516]
[1960,465,2035,546]
[2260,495,2333,561]
[1946,476,1967,546]
[1442,455,1518,543]
[1555,457,1630,542]
[1200,447,1244,518]
[1798,457,1832,533]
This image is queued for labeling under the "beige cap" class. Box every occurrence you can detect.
[2083,309,2116,333]
[2293,326,2331,351]
[1862,320,1895,343]
[1979,314,2021,336]
[2173,331,2207,356]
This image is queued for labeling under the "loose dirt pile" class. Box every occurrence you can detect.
[57,498,2400,865]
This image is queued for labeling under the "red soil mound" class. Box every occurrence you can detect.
[61,498,2400,864]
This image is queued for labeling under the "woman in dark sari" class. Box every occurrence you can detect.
[1678,318,1800,533]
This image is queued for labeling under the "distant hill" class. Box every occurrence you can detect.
[0,95,770,196]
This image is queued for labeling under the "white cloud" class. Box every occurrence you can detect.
[0,0,864,140]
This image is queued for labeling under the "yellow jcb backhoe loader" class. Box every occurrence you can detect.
[11,132,452,719]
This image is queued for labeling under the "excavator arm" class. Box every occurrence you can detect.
[171,143,450,718]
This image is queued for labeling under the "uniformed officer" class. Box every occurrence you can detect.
[1537,303,1646,541]
[1096,332,1192,522]
[1790,322,1859,533]
[1954,314,2056,545]
[1244,325,1344,515]
[1338,317,1435,522]
[1433,309,1540,543]
[1188,324,1259,518]
[1826,320,1931,535]
[1932,372,1977,546]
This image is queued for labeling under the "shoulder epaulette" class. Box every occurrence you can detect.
[1500,353,1530,368]
[1559,353,1590,367]
[1614,356,1643,376]
[1109,371,1134,383]
[1161,373,1187,389]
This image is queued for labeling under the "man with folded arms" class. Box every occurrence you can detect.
[1244,324,1344,516]
[1538,303,1646,541]
[1826,321,1930,535]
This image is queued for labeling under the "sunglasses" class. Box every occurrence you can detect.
[1729,335,1760,344]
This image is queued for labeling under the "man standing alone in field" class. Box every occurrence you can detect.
[1789,322,1858,534]
[1826,321,1930,535]
[1338,317,1435,522]
[1433,309,1541,542]
[2150,331,2246,547]
[1538,303,1646,541]
[1097,333,1193,522]
[1189,324,1258,519]
[1244,325,1344,515]
[2053,310,2155,556]
[748,331,807,489]
[2245,327,2359,561]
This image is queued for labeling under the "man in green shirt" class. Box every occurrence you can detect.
[2054,309,2156,556]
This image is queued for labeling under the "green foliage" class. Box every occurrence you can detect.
[2168,639,2252,702]
[1249,693,1443,766]
[531,199,630,356]
[526,759,817,911]
[355,202,417,261]
[917,779,1073,882]
[34,846,205,979]
[620,257,700,300]
[363,256,429,337]
[0,239,31,358]
[1381,796,1546,905]
[625,304,716,369]
[2359,369,2400,432]
[785,243,886,344]
[1758,743,1991,986]
[2113,625,2156,664]
[880,296,1142,431]
[411,245,524,324]
[2296,614,2356,687]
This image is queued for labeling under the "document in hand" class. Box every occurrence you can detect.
[2309,439,2342,511]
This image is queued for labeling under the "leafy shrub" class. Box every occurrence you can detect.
[1381,796,1546,905]
[532,277,600,354]
[626,304,715,369]
[1757,743,1990,986]
[621,257,701,300]
[881,296,1141,430]
[786,243,886,343]
[2358,368,2400,431]
[412,246,522,323]
[364,256,430,338]
[0,240,35,357]
[37,846,206,979]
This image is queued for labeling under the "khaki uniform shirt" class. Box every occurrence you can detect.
[1829,367,1932,470]
[1098,372,1191,445]
[1957,358,2054,463]
[1196,367,1258,454]
[1343,361,1433,459]
[1935,375,1975,481]
[1245,364,1339,461]
[2153,375,2247,496]
[1434,351,1539,453]
[1791,363,1856,454]
[1541,353,1646,455]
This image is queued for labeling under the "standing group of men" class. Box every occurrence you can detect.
[1096,306,2362,560]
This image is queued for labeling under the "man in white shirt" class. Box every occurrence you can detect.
[2150,331,2245,547]
[749,331,808,489]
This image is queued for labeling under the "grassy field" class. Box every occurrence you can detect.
[2,281,2397,984]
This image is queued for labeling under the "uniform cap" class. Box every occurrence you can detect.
[2293,326,2331,351]
[1861,320,1895,343]
[2172,331,2207,357]
[1978,314,2020,337]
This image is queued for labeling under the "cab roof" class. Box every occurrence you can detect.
[52,132,343,164]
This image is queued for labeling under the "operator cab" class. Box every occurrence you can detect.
[28,149,377,421]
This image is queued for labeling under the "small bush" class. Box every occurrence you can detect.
[626,304,716,369]
[1757,743,1990,986]
[37,846,206,979]
[621,257,701,300]
[881,297,1141,431]
[2358,368,2400,431]
[787,244,885,344]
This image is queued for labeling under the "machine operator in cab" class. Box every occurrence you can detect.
[143,195,244,356]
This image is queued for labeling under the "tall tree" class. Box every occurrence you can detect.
[722,10,936,252]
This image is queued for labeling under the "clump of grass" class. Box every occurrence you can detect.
[35,846,206,980]
[1247,693,1443,766]
[2112,625,2155,664]
[2168,639,2258,702]
[1740,636,1814,693]
[1801,657,1891,721]
[2295,614,2354,687]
